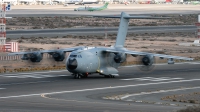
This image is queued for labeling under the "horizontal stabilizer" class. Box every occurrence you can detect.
[124,16,171,19]
[93,15,121,18]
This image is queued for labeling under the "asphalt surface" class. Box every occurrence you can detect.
[0,62,200,112]
[7,25,196,38]
[6,4,200,17]
[7,9,199,17]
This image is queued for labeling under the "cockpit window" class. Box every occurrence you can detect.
[70,55,77,58]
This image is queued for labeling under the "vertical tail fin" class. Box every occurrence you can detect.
[99,2,109,10]
[114,12,171,48]
[93,12,170,48]
[115,12,129,48]
[103,2,109,8]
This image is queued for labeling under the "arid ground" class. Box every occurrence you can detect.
[1,14,200,69]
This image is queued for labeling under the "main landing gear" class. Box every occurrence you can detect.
[73,73,88,79]
[74,74,82,79]
[104,75,115,78]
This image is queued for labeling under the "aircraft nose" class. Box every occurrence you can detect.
[67,58,78,70]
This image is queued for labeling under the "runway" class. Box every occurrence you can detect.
[0,62,200,112]
[2,4,200,111]
[6,4,200,17]
[7,25,196,38]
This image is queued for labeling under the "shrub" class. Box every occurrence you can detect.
[177,106,200,112]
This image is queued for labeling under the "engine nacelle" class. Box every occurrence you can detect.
[142,55,154,66]
[21,54,29,60]
[21,52,43,62]
[51,51,65,61]
[29,52,43,62]
[114,53,126,63]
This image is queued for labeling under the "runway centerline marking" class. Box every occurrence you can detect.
[2,74,69,78]
[1,79,200,99]
[0,70,68,76]
[0,81,52,86]
[121,86,200,100]
[0,88,6,90]
[0,74,70,79]
[0,71,70,79]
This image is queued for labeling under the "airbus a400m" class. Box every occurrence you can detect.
[9,12,193,79]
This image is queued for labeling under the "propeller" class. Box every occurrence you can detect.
[114,53,126,63]
[20,48,43,68]
[106,52,126,68]
[50,50,65,61]
[135,54,156,72]
[47,46,66,62]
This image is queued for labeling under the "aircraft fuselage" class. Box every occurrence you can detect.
[66,47,123,77]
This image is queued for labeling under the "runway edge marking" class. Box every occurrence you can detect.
[1,79,200,99]
[121,86,200,99]
[121,77,184,81]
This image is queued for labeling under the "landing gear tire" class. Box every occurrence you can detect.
[77,75,81,79]
[110,75,115,78]
[104,75,115,78]
[74,74,77,79]
[83,74,88,78]
[104,75,109,78]
[74,74,82,79]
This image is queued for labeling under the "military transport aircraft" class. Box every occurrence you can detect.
[9,12,193,79]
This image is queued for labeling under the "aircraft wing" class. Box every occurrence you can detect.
[42,46,85,53]
[8,46,85,56]
[8,51,37,55]
[103,48,193,61]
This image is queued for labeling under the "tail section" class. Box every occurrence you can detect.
[104,2,109,8]
[99,2,109,10]
[115,12,129,48]
[93,12,170,48]
[114,12,170,47]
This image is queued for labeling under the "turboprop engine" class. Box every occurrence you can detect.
[114,53,126,63]
[21,52,43,62]
[134,54,155,72]
[141,55,154,66]
[51,51,65,61]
